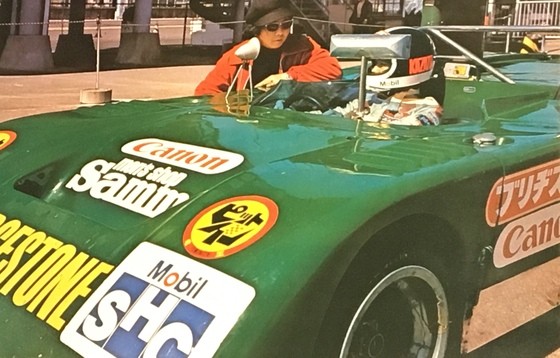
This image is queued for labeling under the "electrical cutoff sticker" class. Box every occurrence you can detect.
[61,242,255,358]
[183,196,279,259]
[0,130,16,151]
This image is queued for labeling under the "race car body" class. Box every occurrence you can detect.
[0,26,558,357]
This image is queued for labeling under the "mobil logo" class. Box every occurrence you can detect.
[61,243,255,358]
[76,273,212,357]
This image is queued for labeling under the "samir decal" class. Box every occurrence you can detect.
[183,195,279,259]
[61,242,255,358]
[493,202,560,268]
[0,212,114,330]
[486,159,560,226]
[121,138,245,175]
[0,130,17,151]
[66,157,190,218]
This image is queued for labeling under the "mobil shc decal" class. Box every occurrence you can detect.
[0,130,17,151]
[183,196,279,259]
[121,138,245,175]
[61,242,255,358]
[486,159,560,267]
[66,139,245,218]
[0,212,114,330]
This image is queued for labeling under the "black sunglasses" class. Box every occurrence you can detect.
[262,20,293,32]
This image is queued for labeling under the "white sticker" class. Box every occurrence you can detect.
[61,242,255,358]
[122,138,245,175]
[65,158,190,218]
[493,202,560,268]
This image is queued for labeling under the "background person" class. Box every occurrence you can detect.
[402,0,423,26]
[195,0,342,95]
[349,0,374,34]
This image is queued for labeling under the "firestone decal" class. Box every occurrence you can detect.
[61,242,255,358]
[0,212,114,330]
[121,138,245,175]
[486,159,560,226]
[66,158,190,218]
[493,203,560,268]
[0,130,17,151]
[183,195,279,259]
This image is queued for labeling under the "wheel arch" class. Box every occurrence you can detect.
[311,212,474,357]
[354,213,467,281]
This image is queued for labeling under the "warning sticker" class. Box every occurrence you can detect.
[183,195,279,259]
[0,130,17,151]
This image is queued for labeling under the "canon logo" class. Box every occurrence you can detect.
[494,203,560,268]
[122,138,244,175]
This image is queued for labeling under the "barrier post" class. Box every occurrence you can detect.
[79,16,113,104]
[96,16,101,89]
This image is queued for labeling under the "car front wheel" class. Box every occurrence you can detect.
[314,244,464,358]
[339,265,449,358]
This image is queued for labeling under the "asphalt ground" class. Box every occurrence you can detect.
[0,47,559,357]
[0,44,224,122]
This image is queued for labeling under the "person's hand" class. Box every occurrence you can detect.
[255,73,291,91]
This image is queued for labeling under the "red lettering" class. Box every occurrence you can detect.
[202,158,229,170]
[133,142,156,151]
[184,153,209,165]
[522,225,538,251]
[164,272,179,286]
[409,55,433,75]
[538,216,560,244]
[503,225,523,259]
[125,139,242,174]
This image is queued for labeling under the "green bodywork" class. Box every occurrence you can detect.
[0,54,558,357]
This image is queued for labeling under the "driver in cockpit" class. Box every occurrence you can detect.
[335,27,444,126]
[195,0,342,96]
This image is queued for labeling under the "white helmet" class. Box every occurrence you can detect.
[366,27,436,90]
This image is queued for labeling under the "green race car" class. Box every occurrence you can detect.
[0,26,558,357]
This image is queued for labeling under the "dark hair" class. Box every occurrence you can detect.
[242,24,260,40]
[245,0,293,26]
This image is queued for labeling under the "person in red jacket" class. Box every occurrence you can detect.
[195,0,342,96]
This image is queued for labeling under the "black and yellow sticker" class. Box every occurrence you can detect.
[0,130,17,151]
[183,195,279,259]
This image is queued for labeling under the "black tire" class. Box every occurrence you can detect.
[314,246,464,358]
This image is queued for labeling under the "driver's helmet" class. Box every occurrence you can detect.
[366,27,436,91]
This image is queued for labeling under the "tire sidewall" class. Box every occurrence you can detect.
[313,244,464,358]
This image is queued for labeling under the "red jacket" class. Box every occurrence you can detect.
[195,34,342,96]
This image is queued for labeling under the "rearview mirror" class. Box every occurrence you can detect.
[330,34,411,60]
[235,37,261,61]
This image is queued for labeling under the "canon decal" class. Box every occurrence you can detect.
[122,138,245,175]
[493,202,560,268]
